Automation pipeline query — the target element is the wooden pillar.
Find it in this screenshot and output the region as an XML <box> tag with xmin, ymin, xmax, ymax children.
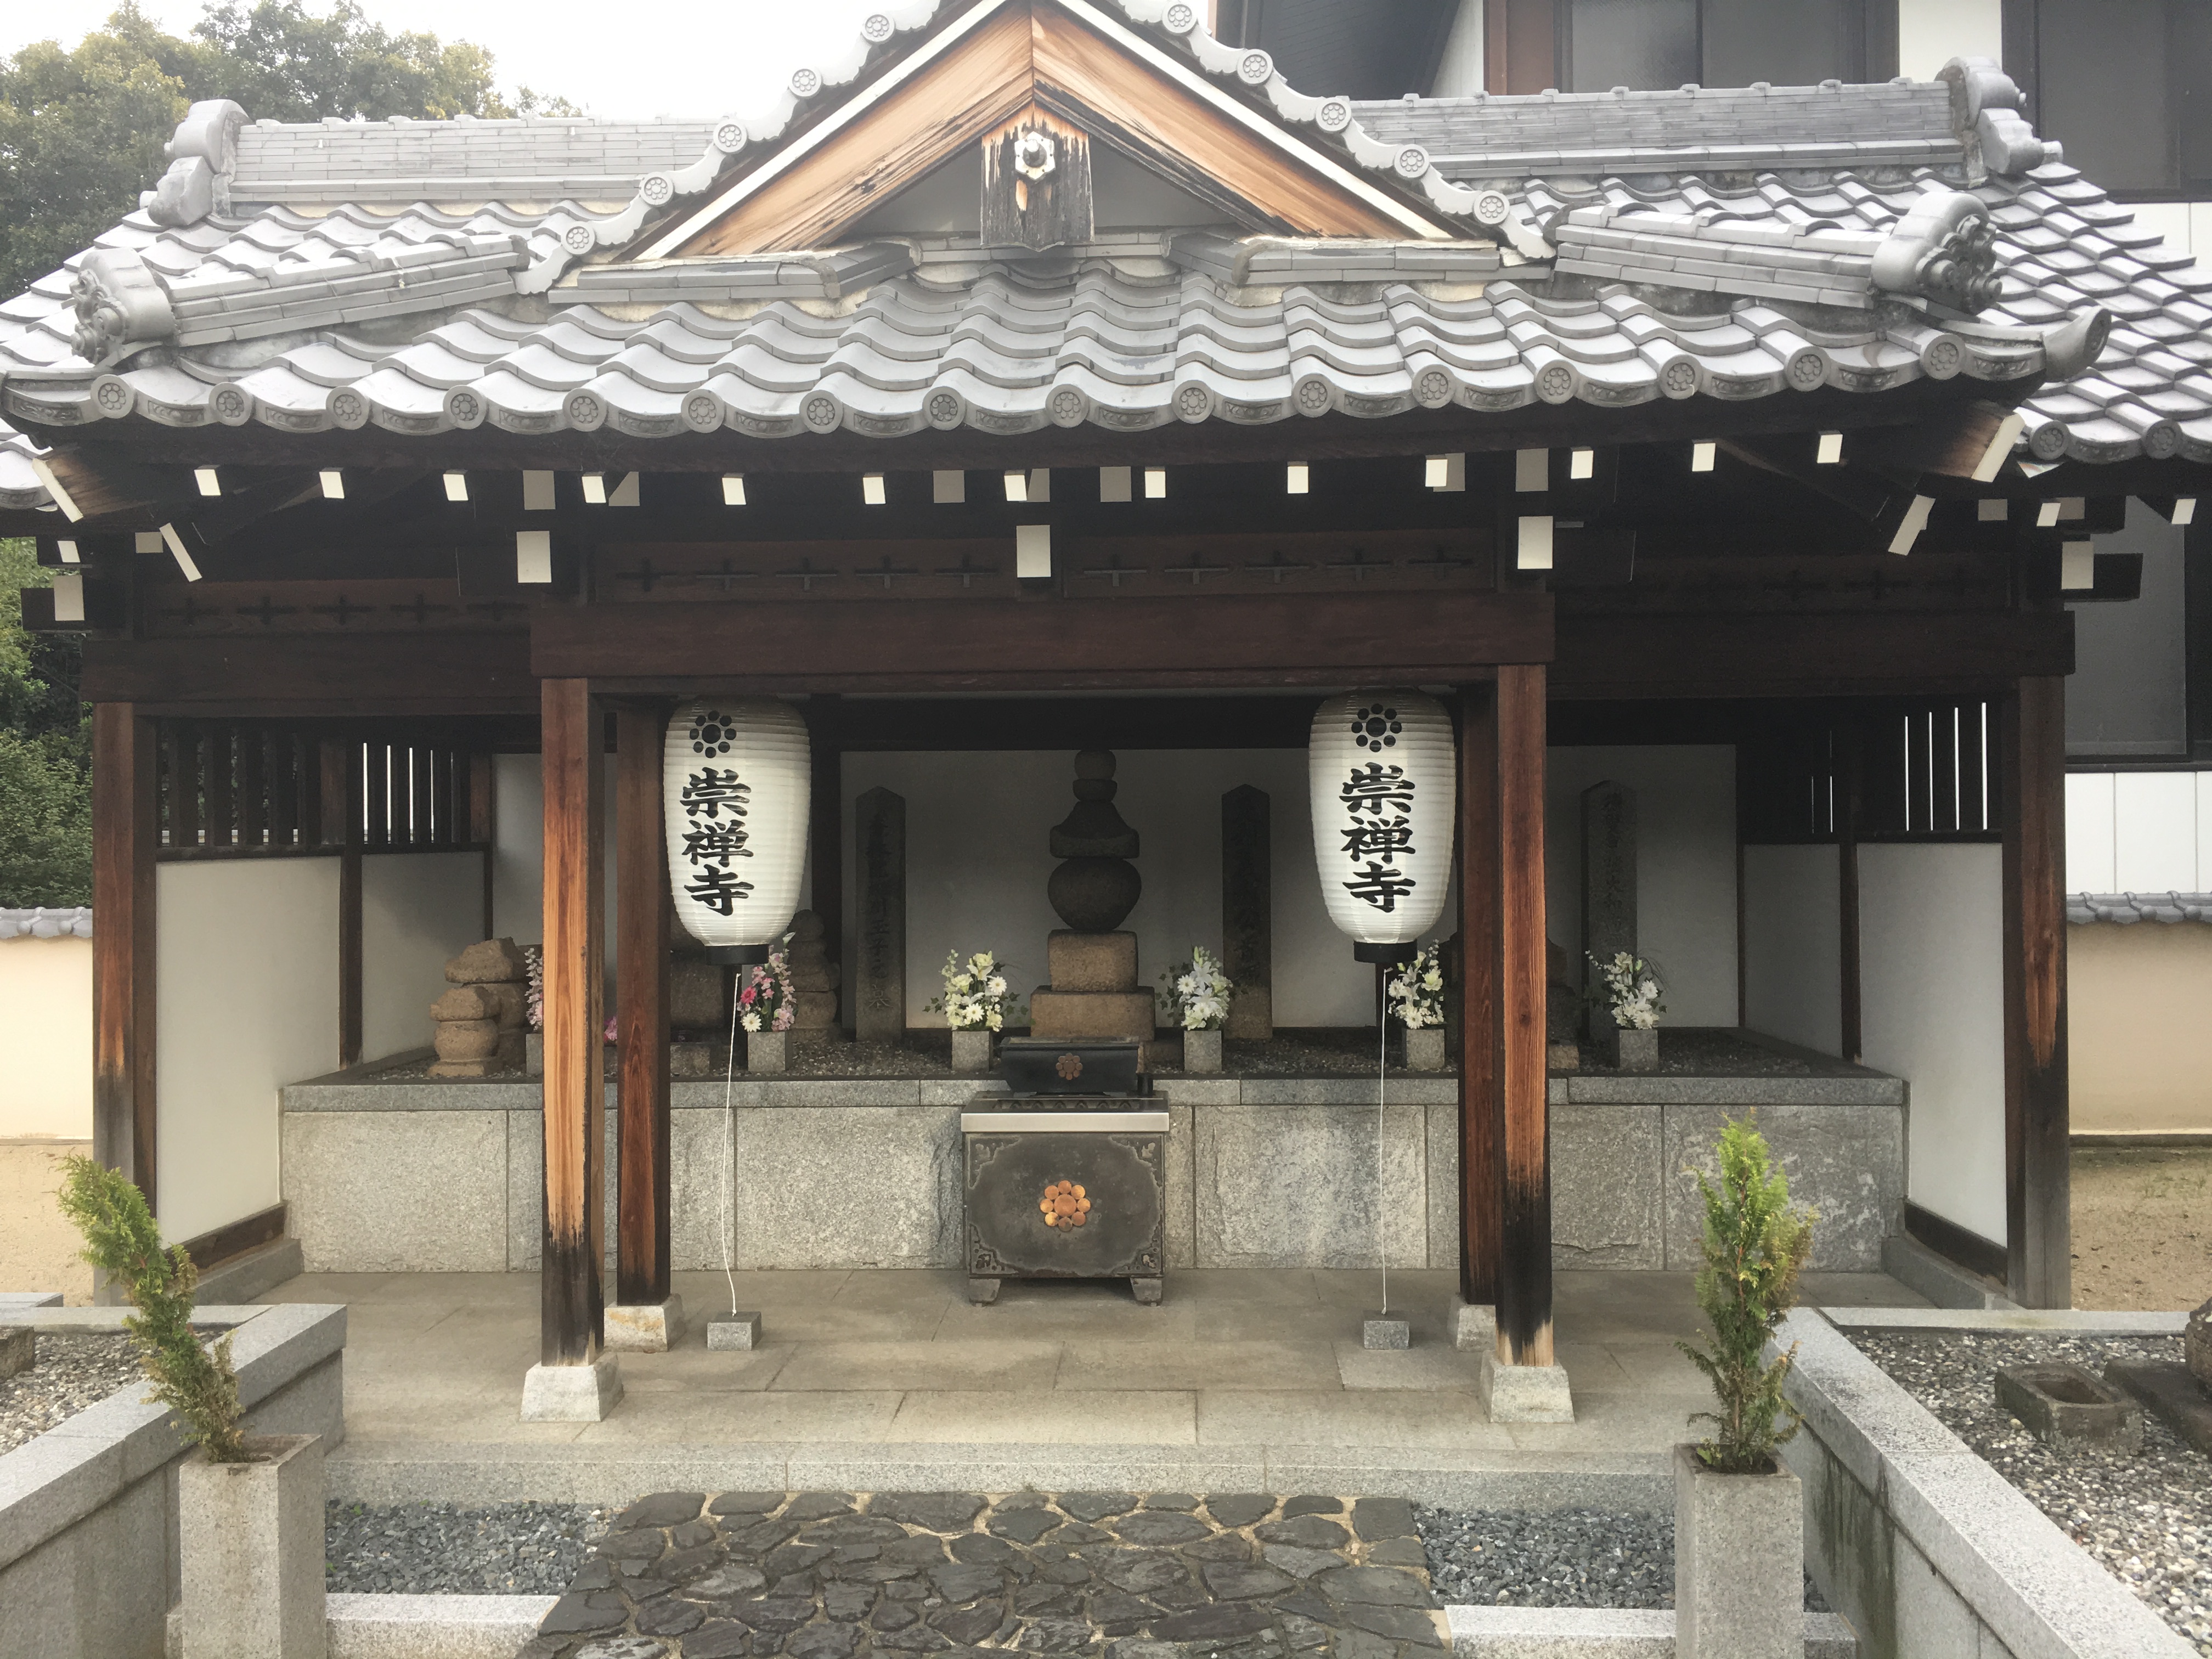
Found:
<box><xmin>613</xmin><ymin>703</ymin><xmax>672</xmax><ymax>1309</ymax></box>
<box><xmin>541</xmin><ymin>679</ymin><xmax>607</xmax><ymax>1365</ymax></box>
<box><xmin>1457</xmin><ymin>686</ymin><xmax>1502</xmax><ymax>1306</ymax></box>
<box><xmin>2000</xmin><ymin>677</ymin><xmax>2070</xmax><ymax>1308</ymax></box>
<box><xmin>320</xmin><ymin>737</ymin><xmax>363</xmax><ymax>1069</ymax></box>
<box><xmin>92</xmin><ymin>705</ymin><xmax>157</xmax><ymax>1206</ymax></box>
<box><xmin>470</xmin><ymin>751</ymin><xmax>497</xmax><ymax>939</ymax></box>
<box><xmin>1496</xmin><ymin>664</ymin><xmax>1553</xmax><ymax>1365</ymax></box>
<box><xmin>808</xmin><ymin>696</ymin><xmax>843</xmax><ymax>1001</ymax></box>
<box><xmin>1838</xmin><ymin>718</ymin><xmax>1864</xmax><ymax>1065</ymax></box>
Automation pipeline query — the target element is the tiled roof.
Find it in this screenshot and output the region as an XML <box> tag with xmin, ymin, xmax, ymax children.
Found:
<box><xmin>0</xmin><ymin>908</ymin><xmax>92</xmax><ymax>939</ymax></box>
<box><xmin>2068</xmin><ymin>893</ymin><xmax>2212</xmax><ymax>926</ymax></box>
<box><xmin>0</xmin><ymin>2</ymin><xmax>2203</xmax><ymax>509</ymax></box>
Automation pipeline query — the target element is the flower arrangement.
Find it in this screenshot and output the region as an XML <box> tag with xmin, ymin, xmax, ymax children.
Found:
<box><xmin>927</xmin><ymin>949</ymin><xmax>1013</xmax><ymax>1032</ymax></box>
<box><xmin>1386</xmin><ymin>943</ymin><xmax>1447</xmax><ymax>1028</ymax></box>
<box><xmin>1591</xmin><ymin>950</ymin><xmax>1664</xmax><ymax>1029</ymax></box>
<box><xmin>1678</xmin><ymin>1114</ymin><xmax>1816</xmax><ymax>1472</ymax></box>
<box><xmin>523</xmin><ymin>945</ymin><xmax>544</xmax><ymax>1032</ymax></box>
<box><xmin>738</xmin><ymin>934</ymin><xmax>797</xmax><ymax>1034</ymax></box>
<box><xmin>1159</xmin><ymin>945</ymin><xmax>1233</xmax><ymax>1031</ymax></box>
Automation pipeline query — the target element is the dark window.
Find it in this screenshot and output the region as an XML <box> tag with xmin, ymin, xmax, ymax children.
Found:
<box><xmin>1492</xmin><ymin>0</ymin><xmax>1886</xmax><ymax>95</ymax></box>
<box><xmin>1219</xmin><ymin>0</ymin><xmax>1460</xmax><ymax>98</ymax></box>
<box><xmin>2007</xmin><ymin>0</ymin><xmax>2212</xmax><ymax>196</ymax></box>
<box><xmin>1564</xmin><ymin>0</ymin><xmax>1699</xmax><ymax>92</ymax></box>
<box><xmin>1701</xmin><ymin>0</ymin><xmax>1861</xmax><ymax>90</ymax></box>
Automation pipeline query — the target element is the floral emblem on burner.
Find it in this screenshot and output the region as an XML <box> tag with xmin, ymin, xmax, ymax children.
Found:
<box><xmin>1054</xmin><ymin>1052</ymin><xmax>1083</xmax><ymax>1081</ymax></box>
<box><xmin>1040</xmin><ymin>1181</ymin><xmax>1092</xmax><ymax>1229</ymax></box>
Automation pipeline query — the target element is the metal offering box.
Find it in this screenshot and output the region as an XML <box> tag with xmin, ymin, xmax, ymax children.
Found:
<box><xmin>961</xmin><ymin>1097</ymin><xmax>1167</xmax><ymax>1305</ymax></box>
<box><xmin>996</xmin><ymin>1036</ymin><xmax>1149</xmax><ymax>1097</ymax></box>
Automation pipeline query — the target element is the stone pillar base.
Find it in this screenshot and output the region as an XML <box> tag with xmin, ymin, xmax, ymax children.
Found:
<box><xmin>1480</xmin><ymin>1354</ymin><xmax>1575</xmax><ymax>1423</ymax></box>
<box><xmin>1451</xmin><ymin>1297</ymin><xmax>1497</xmax><ymax>1353</ymax></box>
<box><xmin>605</xmin><ymin>1296</ymin><xmax>686</xmax><ymax>1353</ymax></box>
<box><xmin>520</xmin><ymin>1356</ymin><xmax>622</xmax><ymax>1422</ymax></box>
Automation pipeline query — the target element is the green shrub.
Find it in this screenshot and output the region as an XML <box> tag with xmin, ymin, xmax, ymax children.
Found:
<box><xmin>57</xmin><ymin>1156</ymin><xmax>246</xmax><ymax>1463</ymax></box>
<box><xmin>1677</xmin><ymin>1114</ymin><xmax>1816</xmax><ymax>1473</ymax></box>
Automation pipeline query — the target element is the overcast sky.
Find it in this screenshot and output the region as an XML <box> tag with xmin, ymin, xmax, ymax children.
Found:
<box><xmin>0</xmin><ymin>1</ymin><xmax>892</xmax><ymax>120</ymax></box>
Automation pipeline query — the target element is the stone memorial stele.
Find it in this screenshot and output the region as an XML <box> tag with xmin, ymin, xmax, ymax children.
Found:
<box><xmin>1221</xmin><ymin>784</ymin><xmax>1273</xmax><ymax>1039</ymax></box>
<box><xmin>1029</xmin><ymin>751</ymin><xmax>1155</xmax><ymax>1043</ymax></box>
<box><xmin>854</xmin><ymin>787</ymin><xmax>906</xmax><ymax>1045</ymax></box>
<box><xmin>1581</xmin><ymin>779</ymin><xmax>1637</xmax><ymax>1043</ymax></box>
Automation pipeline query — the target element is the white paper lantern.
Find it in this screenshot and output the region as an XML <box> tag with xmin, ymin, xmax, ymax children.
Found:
<box><xmin>1308</xmin><ymin>689</ymin><xmax>1456</xmax><ymax>961</ymax></box>
<box><xmin>663</xmin><ymin>698</ymin><xmax>811</xmax><ymax>958</ymax></box>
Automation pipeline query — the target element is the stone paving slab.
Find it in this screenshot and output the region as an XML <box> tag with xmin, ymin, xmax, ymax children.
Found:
<box><xmin>518</xmin><ymin>1491</ymin><xmax>1448</xmax><ymax>1659</ymax></box>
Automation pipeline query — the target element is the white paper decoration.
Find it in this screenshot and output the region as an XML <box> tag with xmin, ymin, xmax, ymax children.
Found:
<box><xmin>663</xmin><ymin>698</ymin><xmax>811</xmax><ymax>956</ymax></box>
<box><xmin>1308</xmin><ymin>690</ymin><xmax>1456</xmax><ymax>959</ymax></box>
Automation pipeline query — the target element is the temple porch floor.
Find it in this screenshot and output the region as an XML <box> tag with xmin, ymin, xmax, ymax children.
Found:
<box><xmin>256</xmin><ymin>1267</ymin><xmax>1929</xmax><ymax>1506</ymax></box>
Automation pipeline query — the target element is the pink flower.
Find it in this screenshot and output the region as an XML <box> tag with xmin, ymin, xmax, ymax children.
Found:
<box><xmin>739</xmin><ymin>983</ymin><xmax>757</xmax><ymax>1006</ymax></box>
<box><xmin>603</xmin><ymin>1015</ymin><xmax>618</xmax><ymax>1042</ymax></box>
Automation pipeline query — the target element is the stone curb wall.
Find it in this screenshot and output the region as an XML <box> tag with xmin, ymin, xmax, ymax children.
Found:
<box><xmin>1444</xmin><ymin>1604</ymin><xmax>1861</xmax><ymax>1656</ymax></box>
<box><xmin>1773</xmin><ymin>1309</ymin><xmax>2196</xmax><ymax>1659</ymax></box>
<box><xmin>0</xmin><ymin>1301</ymin><xmax>347</xmax><ymax>1659</ymax></box>
<box><xmin>162</xmin><ymin>1592</ymin><xmax>558</xmax><ymax>1659</ymax></box>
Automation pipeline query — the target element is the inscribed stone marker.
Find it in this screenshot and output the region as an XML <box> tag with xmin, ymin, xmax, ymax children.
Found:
<box><xmin>854</xmin><ymin>787</ymin><xmax>906</xmax><ymax>1045</ymax></box>
<box><xmin>1222</xmin><ymin>785</ymin><xmax>1273</xmax><ymax>1039</ymax></box>
<box><xmin>1581</xmin><ymin>780</ymin><xmax>1636</xmax><ymax>1041</ymax></box>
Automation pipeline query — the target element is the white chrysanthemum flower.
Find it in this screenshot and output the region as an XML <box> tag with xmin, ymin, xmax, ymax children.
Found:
<box><xmin>986</xmin><ymin>1010</ymin><xmax>1003</xmax><ymax>1031</ymax></box>
<box><xmin>986</xmin><ymin>977</ymin><xmax>1006</xmax><ymax>997</ymax></box>
<box><xmin>741</xmin><ymin>1011</ymin><xmax>762</xmax><ymax>1033</ymax></box>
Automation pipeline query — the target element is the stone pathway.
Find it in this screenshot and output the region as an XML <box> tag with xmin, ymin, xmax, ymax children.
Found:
<box><xmin>518</xmin><ymin>1491</ymin><xmax>1444</xmax><ymax>1659</ymax></box>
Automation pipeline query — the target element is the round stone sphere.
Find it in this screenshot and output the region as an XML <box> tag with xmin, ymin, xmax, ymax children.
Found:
<box><xmin>1074</xmin><ymin>749</ymin><xmax>1116</xmax><ymax>780</ymax></box>
<box><xmin>1048</xmin><ymin>856</ymin><xmax>1142</xmax><ymax>933</ymax></box>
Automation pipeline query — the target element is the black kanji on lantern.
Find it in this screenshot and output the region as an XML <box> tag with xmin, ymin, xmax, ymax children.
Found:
<box><xmin>682</xmin><ymin>865</ymin><xmax>754</xmax><ymax>916</ymax></box>
<box><xmin>1342</xmin><ymin>860</ymin><xmax>1417</xmax><ymax>912</ymax></box>
<box><xmin>1340</xmin><ymin>817</ymin><xmax>1415</xmax><ymax>858</ymax></box>
<box><xmin>681</xmin><ymin>822</ymin><xmax>753</xmax><ymax>867</ymax></box>
<box><xmin>679</xmin><ymin>768</ymin><xmax>750</xmax><ymax>821</ymax></box>
<box><xmin>1340</xmin><ymin>761</ymin><xmax>1418</xmax><ymax>911</ymax></box>
<box><xmin>1340</xmin><ymin>762</ymin><xmax>1415</xmax><ymax>815</ymax></box>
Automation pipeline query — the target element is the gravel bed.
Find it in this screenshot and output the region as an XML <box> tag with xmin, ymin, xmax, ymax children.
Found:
<box><xmin>325</xmin><ymin>1500</ymin><xmax>613</xmax><ymax>1595</ymax></box>
<box><xmin>1414</xmin><ymin>1505</ymin><xmax>1826</xmax><ymax>1610</ymax></box>
<box><xmin>0</xmin><ymin>1333</ymin><xmax>144</xmax><ymax>1456</ymax></box>
<box><xmin>1858</xmin><ymin>1331</ymin><xmax>2211</xmax><ymax>1656</ymax></box>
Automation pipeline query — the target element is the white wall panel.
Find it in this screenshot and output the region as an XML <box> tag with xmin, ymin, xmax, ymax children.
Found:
<box><xmin>1859</xmin><ymin>843</ymin><xmax>2006</xmax><ymax>1246</ymax></box>
<box><xmin>2111</xmin><ymin>771</ymin><xmax>2199</xmax><ymax>892</ymax></box>
<box><xmin>1896</xmin><ymin>0</ymin><xmax>2003</xmax><ymax>78</ymax></box>
<box><xmin>362</xmin><ymin>851</ymin><xmax>489</xmax><ymax>1063</ymax></box>
<box><xmin>1545</xmin><ymin>747</ymin><xmax>1739</xmax><ymax>1027</ymax></box>
<box><xmin>156</xmin><ymin>859</ymin><xmax>338</xmax><ymax>1242</ymax></box>
<box><xmin>0</xmin><ymin>938</ymin><xmax>92</xmax><ymax>1138</ymax></box>
<box><xmin>2064</xmin><ymin>772</ymin><xmax>2115</xmax><ymax>893</ymax></box>
<box><xmin>1741</xmin><ymin>844</ymin><xmax>1842</xmax><ymax>1057</ymax></box>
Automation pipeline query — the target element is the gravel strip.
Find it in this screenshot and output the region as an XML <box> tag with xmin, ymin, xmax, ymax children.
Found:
<box><xmin>1415</xmin><ymin>1505</ymin><xmax>1826</xmax><ymax>1610</ymax></box>
<box><xmin>325</xmin><ymin>1500</ymin><xmax>613</xmax><ymax>1595</ymax></box>
<box><xmin>0</xmin><ymin>1333</ymin><xmax>144</xmax><ymax>1456</ymax></box>
<box><xmin>1858</xmin><ymin>1331</ymin><xmax>2211</xmax><ymax>1656</ymax></box>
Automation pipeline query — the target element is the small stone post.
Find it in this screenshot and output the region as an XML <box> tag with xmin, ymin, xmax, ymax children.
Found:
<box><xmin>854</xmin><ymin>787</ymin><xmax>907</xmax><ymax>1046</ymax></box>
<box><xmin>1221</xmin><ymin>783</ymin><xmax>1273</xmax><ymax>1040</ymax></box>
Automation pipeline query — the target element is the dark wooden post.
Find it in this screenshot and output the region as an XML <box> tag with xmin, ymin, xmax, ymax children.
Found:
<box><xmin>1838</xmin><ymin>716</ymin><xmax>1864</xmax><ymax>1064</ymax></box>
<box><xmin>541</xmin><ymin>679</ymin><xmax>607</xmax><ymax>1366</ymax></box>
<box><xmin>1496</xmin><ymin>663</ymin><xmax>1553</xmax><ymax>1366</ymax></box>
<box><xmin>93</xmin><ymin>704</ymin><xmax>157</xmax><ymax>1209</ymax></box>
<box><xmin>320</xmin><ymin>737</ymin><xmax>363</xmax><ymax>1068</ymax></box>
<box><xmin>1457</xmin><ymin>685</ymin><xmax>1502</xmax><ymax>1307</ymax></box>
<box><xmin>469</xmin><ymin>751</ymin><xmax>497</xmax><ymax>939</ymax></box>
<box><xmin>808</xmin><ymin>696</ymin><xmax>843</xmax><ymax>1007</ymax></box>
<box><xmin>613</xmin><ymin>703</ymin><xmax>671</xmax><ymax>1310</ymax></box>
<box><xmin>2000</xmin><ymin>677</ymin><xmax>2070</xmax><ymax>1308</ymax></box>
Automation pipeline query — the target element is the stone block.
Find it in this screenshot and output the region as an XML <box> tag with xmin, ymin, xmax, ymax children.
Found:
<box><xmin>1403</xmin><ymin>1029</ymin><xmax>1445</xmax><ymax>1072</ymax></box>
<box><xmin>670</xmin><ymin>957</ymin><xmax>726</xmax><ymax>1031</ymax></box>
<box><xmin>1993</xmin><ymin>1363</ymin><xmax>2142</xmax><ymax>1452</ymax></box>
<box><xmin>707</xmin><ymin>1313</ymin><xmax>764</xmax><ymax>1351</ymax></box>
<box><xmin>1550</xmin><ymin>1102</ymin><xmax>1663</xmax><ymax>1270</ymax></box>
<box><xmin>1183</xmin><ymin>1028</ymin><xmax>1223</xmax><ymax>1072</ymax></box>
<box><xmin>1426</xmin><ymin>1101</ymin><xmax>1459</xmax><ymax>1271</ymax></box>
<box><xmin>1450</xmin><ymin>1299</ymin><xmax>1496</xmax><ymax>1353</ymax></box>
<box><xmin>0</xmin><ymin>1462</ymin><xmax>170</xmax><ymax>1659</ymax></box>
<box><xmin>605</xmin><ymin>1297</ymin><xmax>686</xmax><ymax>1353</ymax></box>
<box><xmin>2187</xmin><ymin>1297</ymin><xmax>2210</xmax><ymax>1391</ymax></box>
<box><xmin>178</xmin><ymin>1434</ymin><xmax>326</xmax><ymax>1659</ymax></box>
<box><xmin>432</xmin><ymin>1018</ymin><xmax>500</xmax><ymax>1062</ymax></box>
<box><xmin>1194</xmin><ymin>1101</ymin><xmax>1427</xmax><ymax>1269</ymax></box>
<box><xmin>1480</xmin><ymin>1358</ymin><xmax>1574</xmax><ymax>1423</ymax></box>
<box><xmin>1048</xmin><ymin>930</ymin><xmax>1139</xmax><ymax>991</ymax></box>
<box><xmin>1164</xmin><ymin>1098</ymin><xmax>1195</xmax><ymax>1272</ymax></box>
<box><xmin>430</xmin><ymin>985</ymin><xmax>498</xmax><ymax>1023</ymax></box>
<box><xmin>727</xmin><ymin>1106</ymin><xmax>963</xmax><ymax>1268</ymax></box>
<box><xmin>445</xmin><ymin>938</ymin><xmax>526</xmax><ymax>985</ymax></box>
<box><xmin>0</xmin><ymin>1326</ymin><xmax>30</xmax><ymax>1380</ymax></box>
<box><xmin>1880</xmin><ymin>1234</ymin><xmax>2018</xmax><ymax>1311</ymax></box>
<box><xmin>1361</xmin><ymin>1318</ymin><xmax>1409</xmax><ymax>1350</ymax></box>
<box><xmin>1893</xmin><ymin>1528</ymin><xmax>1982</xmax><ymax>1658</ymax></box>
<box><xmin>194</xmin><ymin>1238</ymin><xmax>303</xmax><ymax>1307</ymax></box>
<box><xmin>326</xmin><ymin>1592</ymin><xmax>558</xmax><ymax>1656</ymax></box>
<box><xmin>1674</xmin><ymin>1442</ymin><xmax>1802</xmax><ymax>1659</ymax></box>
<box><xmin>854</xmin><ymin>787</ymin><xmax>906</xmax><ymax>1046</ymax></box>
<box><xmin>1225</xmin><ymin>986</ymin><xmax>1273</xmax><ymax>1041</ymax></box>
<box><xmin>1028</xmin><ymin>989</ymin><xmax>1156</xmax><ymax>1040</ymax></box>
<box><xmin>2104</xmin><ymin>1358</ymin><xmax>2212</xmax><ymax>1454</ymax></box>
<box><xmin>1663</xmin><ymin>1100</ymin><xmax>1902</xmax><ymax>1271</ymax></box>
<box><xmin>286</xmin><ymin>1111</ymin><xmax>506</xmax><ymax>1272</ymax></box>
<box><xmin>520</xmin><ymin>1357</ymin><xmax>622</xmax><ymax>1423</ymax></box>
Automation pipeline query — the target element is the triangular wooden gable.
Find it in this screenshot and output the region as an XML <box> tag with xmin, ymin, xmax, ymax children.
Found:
<box><xmin>639</xmin><ymin>0</ymin><xmax>1448</xmax><ymax>260</ymax></box>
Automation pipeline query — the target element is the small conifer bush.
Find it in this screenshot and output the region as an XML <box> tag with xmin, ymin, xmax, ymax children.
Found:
<box><xmin>1677</xmin><ymin>1114</ymin><xmax>1816</xmax><ymax>1474</ymax></box>
<box><xmin>57</xmin><ymin>1155</ymin><xmax>247</xmax><ymax>1463</ymax></box>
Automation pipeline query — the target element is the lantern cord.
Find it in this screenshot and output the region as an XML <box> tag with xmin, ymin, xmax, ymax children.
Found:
<box><xmin>1378</xmin><ymin>1007</ymin><xmax>1389</xmax><ymax>1318</ymax></box>
<box><xmin>720</xmin><ymin>986</ymin><xmax>740</xmax><ymax>1318</ymax></box>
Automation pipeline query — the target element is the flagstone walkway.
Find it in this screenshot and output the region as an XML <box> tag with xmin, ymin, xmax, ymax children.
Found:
<box><xmin>518</xmin><ymin>1488</ymin><xmax>1441</xmax><ymax>1659</ymax></box>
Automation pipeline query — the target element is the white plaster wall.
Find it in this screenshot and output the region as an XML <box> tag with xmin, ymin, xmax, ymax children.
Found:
<box><xmin>0</xmin><ymin>937</ymin><xmax>92</xmax><ymax>1138</ymax></box>
<box><xmin>2066</xmin><ymin>770</ymin><xmax>2207</xmax><ymax>892</ymax></box>
<box><xmin>489</xmin><ymin>752</ymin><xmax>619</xmax><ymax>992</ymax></box>
<box><xmin>361</xmin><ymin>851</ymin><xmax>488</xmax><ymax>1063</ymax></box>
<box><xmin>1858</xmin><ymin>842</ymin><xmax>2006</xmax><ymax>1246</ymax></box>
<box><xmin>1895</xmin><ymin>0</ymin><xmax>2002</xmax><ymax>80</ymax></box>
<box><xmin>1544</xmin><ymin>747</ymin><xmax>1739</xmax><ymax>1027</ymax></box>
<box><xmin>1430</xmin><ymin>0</ymin><xmax>1485</xmax><ymax>97</ymax></box>
<box><xmin>1741</xmin><ymin>844</ymin><xmax>1843</xmax><ymax>1058</ymax></box>
<box><xmin>155</xmin><ymin>859</ymin><xmax>338</xmax><ymax>1242</ymax></box>
<box><xmin>841</xmin><ymin>748</ymin><xmax>1436</xmax><ymax>1029</ymax></box>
